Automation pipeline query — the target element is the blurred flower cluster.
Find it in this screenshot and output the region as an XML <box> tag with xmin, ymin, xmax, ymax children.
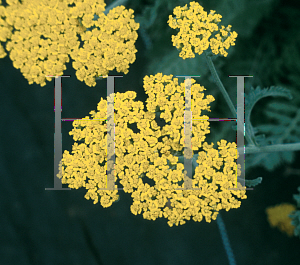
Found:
<box><xmin>58</xmin><ymin>73</ymin><xmax>247</xmax><ymax>227</ymax></box>
<box><xmin>266</xmin><ymin>203</ymin><xmax>296</xmax><ymax>237</ymax></box>
<box><xmin>167</xmin><ymin>1</ymin><xmax>238</xmax><ymax>59</ymax></box>
<box><xmin>0</xmin><ymin>0</ymin><xmax>139</xmax><ymax>87</ymax></box>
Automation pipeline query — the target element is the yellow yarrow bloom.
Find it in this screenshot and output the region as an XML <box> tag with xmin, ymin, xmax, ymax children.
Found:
<box><xmin>2</xmin><ymin>0</ymin><xmax>86</xmax><ymax>86</ymax></box>
<box><xmin>168</xmin><ymin>1</ymin><xmax>238</xmax><ymax>59</ymax></box>
<box><xmin>71</xmin><ymin>4</ymin><xmax>139</xmax><ymax>87</ymax></box>
<box><xmin>266</xmin><ymin>203</ymin><xmax>296</xmax><ymax>237</ymax></box>
<box><xmin>59</xmin><ymin>74</ymin><xmax>247</xmax><ymax>227</ymax></box>
<box><xmin>0</xmin><ymin>0</ymin><xmax>139</xmax><ymax>87</ymax></box>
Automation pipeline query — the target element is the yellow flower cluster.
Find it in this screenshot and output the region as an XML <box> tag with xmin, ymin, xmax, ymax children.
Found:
<box><xmin>1</xmin><ymin>0</ymin><xmax>86</xmax><ymax>86</ymax></box>
<box><xmin>58</xmin><ymin>73</ymin><xmax>247</xmax><ymax>227</ymax></box>
<box><xmin>71</xmin><ymin>5</ymin><xmax>139</xmax><ymax>87</ymax></box>
<box><xmin>266</xmin><ymin>203</ymin><xmax>296</xmax><ymax>237</ymax></box>
<box><xmin>167</xmin><ymin>1</ymin><xmax>238</xmax><ymax>59</ymax></box>
<box><xmin>0</xmin><ymin>0</ymin><xmax>139</xmax><ymax>87</ymax></box>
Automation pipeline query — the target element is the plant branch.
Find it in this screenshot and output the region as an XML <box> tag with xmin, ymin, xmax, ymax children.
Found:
<box><xmin>204</xmin><ymin>51</ymin><xmax>236</xmax><ymax>117</ymax></box>
<box><xmin>276</xmin><ymin>109</ymin><xmax>300</xmax><ymax>144</ymax></box>
<box><xmin>204</xmin><ymin>51</ymin><xmax>255</xmax><ymax>146</ymax></box>
<box><xmin>104</xmin><ymin>0</ymin><xmax>128</xmax><ymax>15</ymax></box>
<box><xmin>238</xmin><ymin>142</ymin><xmax>300</xmax><ymax>154</ymax></box>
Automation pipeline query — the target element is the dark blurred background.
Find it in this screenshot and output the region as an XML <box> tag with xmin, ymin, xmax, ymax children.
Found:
<box><xmin>1</xmin><ymin>0</ymin><xmax>300</xmax><ymax>264</ymax></box>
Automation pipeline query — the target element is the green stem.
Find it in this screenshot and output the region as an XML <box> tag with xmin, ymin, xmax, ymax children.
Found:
<box><xmin>204</xmin><ymin>51</ymin><xmax>236</xmax><ymax>117</ymax></box>
<box><xmin>204</xmin><ymin>51</ymin><xmax>255</xmax><ymax>146</ymax></box>
<box><xmin>104</xmin><ymin>0</ymin><xmax>128</xmax><ymax>15</ymax></box>
<box><xmin>238</xmin><ymin>142</ymin><xmax>300</xmax><ymax>154</ymax></box>
<box><xmin>276</xmin><ymin>109</ymin><xmax>300</xmax><ymax>144</ymax></box>
<box><xmin>177</xmin><ymin>155</ymin><xmax>198</xmax><ymax>177</ymax></box>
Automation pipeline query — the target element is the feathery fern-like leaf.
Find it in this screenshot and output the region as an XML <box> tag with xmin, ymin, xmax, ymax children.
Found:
<box><xmin>245</xmin><ymin>86</ymin><xmax>293</xmax><ymax>146</ymax></box>
<box><xmin>245</xmin><ymin>86</ymin><xmax>300</xmax><ymax>171</ymax></box>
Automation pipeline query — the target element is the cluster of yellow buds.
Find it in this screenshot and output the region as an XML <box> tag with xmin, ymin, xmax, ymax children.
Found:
<box><xmin>0</xmin><ymin>0</ymin><xmax>139</xmax><ymax>87</ymax></box>
<box><xmin>167</xmin><ymin>1</ymin><xmax>238</xmax><ymax>59</ymax></box>
<box><xmin>58</xmin><ymin>73</ymin><xmax>247</xmax><ymax>227</ymax></box>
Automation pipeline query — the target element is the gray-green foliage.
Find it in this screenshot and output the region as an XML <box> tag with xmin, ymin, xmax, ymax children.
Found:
<box><xmin>245</xmin><ymin>86</ymin><xmax>300</xmax><ymax>171</ymax></box>
<box><xmin>245</xmin><ymin>177</ymin><xmax>262</xmax><ymax>188</ymax></box>
<box><xmin>290</xmin><ymin>187</ymin><xmax>300</xmax><ymax>239</ymax></box>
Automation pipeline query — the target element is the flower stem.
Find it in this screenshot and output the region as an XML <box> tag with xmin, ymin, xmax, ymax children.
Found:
<box><xmin>104</xmin><ymin>0</ymin><xmax>128</xmax><ymax>15</ymax></box>
<box><xmin>177</xmin><ymin>154</ymin><xmax>198</xmax><ymax>176</ymax></box>
<box><xmin>204</xmin><ymin>51</ymin><xmax>255</xmax><ymax>146</ymax></box>
<box><xmin>238</xmin><ymin>142</ymin><xmax>300</xmax><ymax>154</ymax></box>
<box><xmin>217</xmin><ymin>213</ymin><xmax>237</xmax><ymax>265</ymax></box>
<box><xmin>204</xmin><ymin>51</ymin><xmax>236</xmax><ymax>117</ymax></box>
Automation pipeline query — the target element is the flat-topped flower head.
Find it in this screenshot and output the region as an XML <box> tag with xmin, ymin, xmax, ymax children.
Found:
<box><xmin>71</xmin><ymin>4</ymin><xmax>140</xmax><ymax>87</ymax></box>
<box><xmin>2</xmin><ymin>0</ymin><xmax>88</xmax><ymax>86</ymax></box>
<box><xmin>58</xmin><ymin>74</ymin><xmax>247</xmax><ymax>227</ymax></box>
<box><xmin>0</xmin><ymin>0</ymin><xmax>139</xmax><ymax>87</ymax></box>
<box><xmin>168</xmin><ymin>1</ymin><xmax>238</xmax><ymax>59</ymax></box>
